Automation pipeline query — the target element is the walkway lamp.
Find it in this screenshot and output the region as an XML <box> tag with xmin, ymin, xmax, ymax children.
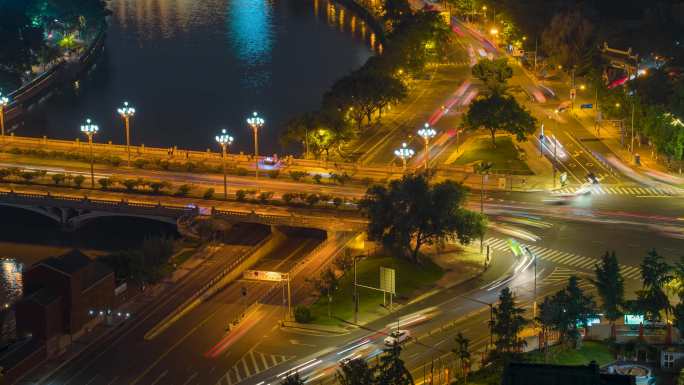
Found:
<box><xmin>215</xmin><ymin>129</ymin><xmax>234</xmax><ymax>200</ymax></box>
<box><xmin>246</xmin><ymin>111</ymin><xmax>265</xmax><ymax>184</ymax></box>
<box><xmin>117</xmin><ymin>101</ymin><xmax>136</xmax><ymax>167</ymax></box>
<box><xmin>0</xmin><ymin>94</ymin><xmax>9</xmax><ymax>138</ymax></box>
<box><xmin>394</xmin><ymin>142</ymin><xmax>414</xmax><ymax>172</ymax></box>
<box><xmin>417</xmin><ymin>123</ymin><xmax>437</xmax><ymax>170</ymax></box>
<box><xmin>80</xmin><ymin>118</ymin><xmax>99</xmax><ymax>188</ymax></box>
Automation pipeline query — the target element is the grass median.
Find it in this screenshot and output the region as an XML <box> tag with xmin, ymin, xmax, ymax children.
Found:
<box><xmin>453</xmin><ymin>136</ymin><xmax>532</xmax><ymax>175</ymax></box>
<box><xmin>308</xmin><ymin>255</ymin><xmax>444</xmax><ymax>326</ymax></box>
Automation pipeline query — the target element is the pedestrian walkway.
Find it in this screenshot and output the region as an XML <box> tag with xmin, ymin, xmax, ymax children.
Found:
<box><xmin>484</xmin><ymin>237</ymin><xmax>641</xmax><ymax>280</ymax></box>
<box><xmin>216</xmin><ymin>349</ymin><xmax>294</xmax><ymax>385</ymax></box>
<box><xmin>552</xmin><ymin>184</ymin><xmax>682</xmax><ymax>196</ymax></box>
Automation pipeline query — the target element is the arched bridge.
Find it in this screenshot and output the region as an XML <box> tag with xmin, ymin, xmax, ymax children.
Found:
<box><xmin>0</xmin><ymin>190</ymin><xmax>367</xmax><ymax>232</ymax></box>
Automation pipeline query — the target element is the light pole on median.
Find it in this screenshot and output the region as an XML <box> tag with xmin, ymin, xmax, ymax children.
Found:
<box><xmin>246</xmin><ymin>111</ymin><xmax>264</xmax><ymax>185</ymax></box>
<box><xmin>117</xmin><ymin>101</ymin><xmax>136</xmax><ymax>167</ymax></box>
<box><xmin>80</xmin><ymin>118</ymin><xmax>99</xmax><ymax>188</ymax></box>
<box><xmin>394</xmin><ymin>142</ymin><xmax>414</xmax><ymax>173</ymax></box>
<box><xmin>417</xmin><ymin>123</ymin><xmax>437</xmax><ymax>171</ymax></box>
<box><xmin>0</xmin><ymin>94</ymin><xmax>9</xmax><ymax>138</ymax></box>
<box><xmin>215</xmin><ymin>129</ymin><xmax>234</xmax><ymax>200</ymax></box>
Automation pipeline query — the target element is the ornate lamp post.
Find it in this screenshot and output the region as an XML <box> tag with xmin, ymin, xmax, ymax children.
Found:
<box><xmin>246</xmin><ymin>111</ymin><xmax>265</xmax><ymax>183</ymax></box>
<box><xmin>117</xmin><ymin>101</ymin><xmax>136</xmax><ymax>167</ymax></box>
<box><xmin>394</xmin><ymin>142</ymin><xmax>414</xmax><ymax>172</ymax></box>
<box><xmin>215</xmin><ymin>129</ymin><xmax>234</xmax><ymax>200</ymax></box>
<box><xmin>80</xmin><ymin>118</ymin><xmax>99</xmax><ymax>188</ymax></box>
<box><xmin>0</xmin><ymin>94</ymin><xmax>9</xmax><ymax>138</ymax></box>
<box><xmin>417</xmin><ymin>123</ymin><xmax>437</xmax><ymax>170</ymax></box>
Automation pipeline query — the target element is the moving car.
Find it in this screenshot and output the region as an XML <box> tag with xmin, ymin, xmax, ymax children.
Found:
<box><xmin>384</xmin><ymin>330</ymin><xmax>411</xmax><ymax>346</ymax></box>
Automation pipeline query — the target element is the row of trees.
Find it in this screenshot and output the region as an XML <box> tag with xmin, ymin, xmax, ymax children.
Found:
<box><xmin>485</xmin><ymin>249</ymin><xmax>681</xmax><ymax>366</ymax></box>
<box><xmin>281</xmin><ymin>0</ymin><xmax>451</xmax><ymax>160</ymax></box>
<box><xmin>100</xmin><ymin>234</ymin><xmax>176</xmax><ymax>284</ymax></box>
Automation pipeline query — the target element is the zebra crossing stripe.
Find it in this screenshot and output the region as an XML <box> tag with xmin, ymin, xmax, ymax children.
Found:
<box><xmin>221</xmin><ymin>351</ymin><xmax>294</xmax><ymax>385</ymax></box>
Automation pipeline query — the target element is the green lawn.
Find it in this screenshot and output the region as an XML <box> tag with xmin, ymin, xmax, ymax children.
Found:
<box><xmin>525</xmin><ymin>341</ymin><xmax>614</xmax><ymax>366</ymax></box>
<box><xmin>453</xmin><ymin>136</ymin><xmax>532</xmax><ymax>175</ymax></box>
<box><xmin>308</xmin><ymin>255</ymin><xmax>444</xmax><ymax>325</ymax></box>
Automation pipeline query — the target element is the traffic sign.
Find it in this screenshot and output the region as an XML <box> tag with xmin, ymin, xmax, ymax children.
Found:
<box><xmin>380</xmin><ymin>267</ymin><xmax>396</xmax><ymax>294</ymax></box>
<box><xmin>580</xmin><ymin>103</ymin><xmax>593</xmax><ymax>109</ymax></box>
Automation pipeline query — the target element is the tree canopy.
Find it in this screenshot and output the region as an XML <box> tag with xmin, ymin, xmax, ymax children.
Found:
<box><xmin>462</xmin><ymin>93</ymin><xmax>537</xmax><ymax>146</ymax></box>
<box><xmin>492</xmin><ymin>287</ymin><xmax>528</xmax><ymax>354</ymax></box>
<box><xmin>637</xmin><ymin>249</ymin><xmax>672</xmax><ymax>322</ymax></box>
<box><xmin>471</xmin><ymin>58</ymin><xmax>513</xmax><ymax>95</ymax></box>
<box><xmin>360</xmin><ymin>174</ymin><xmax>485</xmax><ymax>262</ymax></box>
<box><xmin>592</xmin><ymin>251</ymin><xmax>624</xmax><ymax>324</ymax></box>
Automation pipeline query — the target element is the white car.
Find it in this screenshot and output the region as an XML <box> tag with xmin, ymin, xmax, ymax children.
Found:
<box><xmin>384</xmin><ymin>330</ymin><xmax>411</xmax><ymax>346</ymax></box>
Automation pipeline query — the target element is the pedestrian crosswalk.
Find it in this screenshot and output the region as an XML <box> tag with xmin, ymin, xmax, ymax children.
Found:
<box><xmin>484</xmin><ymin>237</ymin><xmax>641</xmax><ymax>280</ymax></box>
<box><xmin>216</xmin><ymin>349</ymin><xmax>294</xmax><ymax>385</ymax></box>
<box><xmin>553</xmin><ymin>185</ymin><xmax>682</xmax><ymax>196</ymax></box>
<box><xmin>541</xmin><ymin>268</ymin><xmax>594</xmax><ymax>288</ymax></box>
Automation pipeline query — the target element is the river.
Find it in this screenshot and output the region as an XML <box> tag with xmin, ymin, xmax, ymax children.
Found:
<box><xmin>18</xmin><ymin>0</ymin><xmax>375</xmax><ymax>156</ymax></box>
<box><xmin>1</xmin><ymin>0</ymin><xmax>375</xmax><ymax>341</ymax></box>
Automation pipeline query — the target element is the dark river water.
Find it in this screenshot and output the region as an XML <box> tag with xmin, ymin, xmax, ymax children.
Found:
<box><xmin>20</xmin><ymin>0</ymin><xmax>375</xmax><ymax>155</ymax></box>
<box><xmin>2</xmin><ymin>0</ymin><xmax>375</xmax><ymax>338</ymax></box>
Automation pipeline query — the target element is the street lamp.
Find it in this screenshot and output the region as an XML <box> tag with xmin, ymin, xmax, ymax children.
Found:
<box><xmin>80</xmin><ymin>118</ymin><xmax>99</xmax><ymax>188</ymax></box>
<box><xmin>246</xmin><ymin>111</ymin><xmax>264</xmax><ymax>183</ymax></box>
<box><xmin>394</xmin><ymin>142</ymin><xmax>414</xmax><ymax>172</ymax></box>
<box><xmin>117</xmin><ymin>101</ymin><xmax>135</xmax><ymax>167</ymax></box>
<box><xmin>0</xmin><ymin>93</ymin><xmax>9</xmax><ymax>138</ymax></box>
<box><xmin>215</xmin><ymin>129</ymin><xmax>234</xmax><ymax>200</ymax></box>
<box><xmin>417</xmin><ymin>123</ymin><xmax>436</xmax><ymax>170</ymax></box>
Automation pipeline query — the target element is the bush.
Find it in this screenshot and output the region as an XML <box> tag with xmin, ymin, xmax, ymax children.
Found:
<box><xmin>73</xmin><ymin>175</ymin><xmax>86</xmax><ymax>188</ymax></box>
<box><xmin>294</xmin><ymin>306</ymin><xmax>313</xmax><ymax>323</ymax></box>
<box><xmin>133</xmin><ymin>159</ymin><xmax>149</xmax><ymax>169</ymax></box>
<box><xmin>332</xmin><ymin>197</ymin><xmax>343</xmax><ymax>207</ymax></box>
<box><xmin>52</xmin><ymin>173</ymin><xmax>66</xmax><ymax>185</ymax></box>
<box><xmin>149</xmin><ymin>181</ymin><xmax>171</xmax><ymax>194</ymax></box>
<box><xmin>282</xmin><ymin>192</ymin><xmax>295</xmax><ymax>204</ymax></box>
<box><xmin>236</xmin><ymin>189</ymin><xmax>246</xmax><ymax>201</ymax></box>
<box><xmin>362</xmin><ymin>177</ymin><xmax>373</xmax><ymax>186</ymax></box>
<box><xmin>108</xmin><ymin>156</ymin><xmax>123</xmax><ymax>167</ymax></box>
<box><xmin>122</xmin><ymin>179</ymin><xmax>139</xmax><ymax>192</ymax></box>
<box><xmin>268</xmin><ymin>169</ymin><xmax>280</xmax><ymax>179</ymax></box>
<box><xmin>312</xmin><ymin>174</ymin><xmax>322</xmax><ymax>184</ymax></box>
<box><xmin>236</xmin><ymin>168</ymin><xmax>248</xmax><ymax>176</ymax></box>
<box><xmin>259</xmin><ymin>191</ymin><xmax>274</xmax><ymax>203</ymax></box>
<box><xmin>203</xmin><ymin>188</ymin><xmax>215</xmax><ymax>199</ymax></box>
<box><xmin>306</xmin><ymin>194</ymin><xmax>320</xmax><ymax>206</ymax></box>
<box><xmin>20</xmin><ymin>171</ymin><xmax>37</xmax><ymax>182</ymax></box>
<box><xmin>98</xmin><ymin>178</ymin><xmax>112</xmax><ymax>189</ymax></box>
<box><xmin>289</xmin><ymin>171</ymin><xmax>307</xmax><ymax>181</ymax></box>
<box><xmin>333</xmin><ymin>254</ymin><xmax>354</xmax><ymax>272</ymax></box>
<box><xmin>0</xmin><ymin>169</ymin><xmax>10</xmax><ymax>180</ymax></box>
<box><xmin>175</xmin><ymin>184</ymin><xmax>192</xmax><ymax>196</ymax></box>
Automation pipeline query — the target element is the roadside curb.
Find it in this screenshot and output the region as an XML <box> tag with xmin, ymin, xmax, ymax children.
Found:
<box><xmin>280</xmin><ymin>321</ymin><xmax>351</xmax><ymax>336</ymax></box>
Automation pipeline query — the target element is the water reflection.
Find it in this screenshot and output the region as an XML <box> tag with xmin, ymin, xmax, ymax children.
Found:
<box><xmin>227</xmin><ymin>0</ymin><xmax>274</xmax><ymax>87</ymax></box>
<box><xmin>318</xmin><ymin>0</ymin><xmax>382</xmax><ymax>52</ymax></box>
<box><xmin>1</xmin><ymin>258</ymin><xmax>23</xmax><ymax>306</ymax></box>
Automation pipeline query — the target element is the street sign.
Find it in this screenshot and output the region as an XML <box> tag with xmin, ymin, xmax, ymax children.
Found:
<box><xmin>570</xmin><ymin>88</ymin><xmax>576</xmax><ymax>100</ymax></box>
<box><xmin>243</xmin><ymin>270</ymin><xmax>287</xmax><ymax>282</ymax></box>
<box><xmin>379</xmin><ymin>267</ymin><xmax>396</xmax><ymax>294</ymax></box>
<box><xmin>580</xmin><ymin>103</ymin><xmax>593</xmax><ymax>109</ymax></box>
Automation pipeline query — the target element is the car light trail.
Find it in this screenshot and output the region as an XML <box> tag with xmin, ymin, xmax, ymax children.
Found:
<box><xmin>277</xmin><ymin>359</ymin><xmax>322</xmax><ymax>378</ymax></box>
<box><xmin>336</xmin><ymin>339</ymin><xmax>370</xmax><ymax>355</ymax></box>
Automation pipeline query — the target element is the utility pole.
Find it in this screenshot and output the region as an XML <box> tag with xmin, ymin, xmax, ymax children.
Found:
<box><xmin>353</xmin><ymin>256</ymin><xmax>358</xmax><ymax>324</ymax></box>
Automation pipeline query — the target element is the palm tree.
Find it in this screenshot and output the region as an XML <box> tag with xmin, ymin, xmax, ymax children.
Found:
<box><xmin>453</xmin><ymin>332</ymin><xmax>471</xmax><ymax>383</ymax></box>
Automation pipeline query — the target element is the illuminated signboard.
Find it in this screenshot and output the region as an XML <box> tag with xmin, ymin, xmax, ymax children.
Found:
<box><xmin>624</xmin><ymin>314</ymin><xmax>644</xmax><ymax>325</ymax></box>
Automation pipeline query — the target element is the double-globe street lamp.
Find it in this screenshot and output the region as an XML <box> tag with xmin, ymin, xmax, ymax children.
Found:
<box><xmin>417</xmin><ymin>123</ymin><xmax>437</xmax><ymax>170</ymax></box>
<box><xmin>394</xmin><ymin>142</ymin><xmax>415</xmax><ymax>172</ymax></box>
<box><xmin>246</xmin><ymin>111</ymin><xmax>264</xmax><ymax>184</ymax></box>
<box><xmin>215</xmin><ymin>129</ymin><xmax>234</xmax><ymax>200</ymax></box>
<box><xmin>80</xmin><ymin>118</ymin><xmax>99</xmax><ymax>188</ymax></box>
<box><xmin>117</xmin><ymin>101</ymin><xmax>136</xmax><ymax>167</ymax></box>
<box><xmin>0</xmin><ymin>93</ymin><xmax>9</xmax><ymax>138</ymax></box>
